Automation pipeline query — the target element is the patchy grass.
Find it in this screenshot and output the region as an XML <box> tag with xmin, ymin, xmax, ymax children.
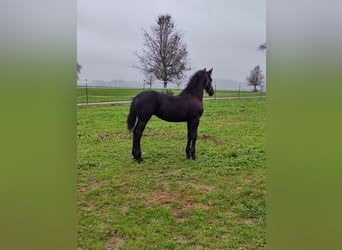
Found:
<box><xmin>77</xmin><ymin>98</ymin><xmax>266</xmax><ymax>249</ymax></box>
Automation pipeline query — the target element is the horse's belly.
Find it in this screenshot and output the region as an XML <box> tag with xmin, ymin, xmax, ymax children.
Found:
<box><xmin>154</xmin><ymin>111</ymin><xmax>187</xmax><ymax>122</ymax></box>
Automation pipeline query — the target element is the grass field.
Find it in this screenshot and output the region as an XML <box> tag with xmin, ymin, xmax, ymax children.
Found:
<box><xmin>77</xmin><ymin>87</ymin><xmax>265</xmax><ymax>103</ymax></box>
<box><xmin>77</xmin><ymin>98</ymin><xmax>266</xmax><ymax>249</ymax></box>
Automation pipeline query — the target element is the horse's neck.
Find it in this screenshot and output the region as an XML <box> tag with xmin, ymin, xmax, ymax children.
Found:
<box><xmin>192</xmin><ymin>88</ymin><xmax>204</xmax><ymax>100</ymax></box>
<box><xmin>180</xmin><ymin>82</ymin><xmax>204</xmax><ymax>101</ymax></box>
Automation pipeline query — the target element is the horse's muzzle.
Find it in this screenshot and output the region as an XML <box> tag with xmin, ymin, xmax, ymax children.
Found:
<box><xmin>208</xmin><ymin>88</ymin><xmax>214</xmax><ymax>96</ymax></box>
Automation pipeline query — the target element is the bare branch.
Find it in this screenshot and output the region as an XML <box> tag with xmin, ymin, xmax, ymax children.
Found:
<box><xmin>77</xmin><ymin>62</ymin><xmax>82</xmax><ymax>79</ymax></box>
<box><xmin>257</xmin><ymin>43</ymin><xmax>267</xmax><ymax>53</ymax></box>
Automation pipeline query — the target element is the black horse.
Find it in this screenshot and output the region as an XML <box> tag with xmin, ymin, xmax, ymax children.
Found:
<box><xmin>127</xmin><ymin>68</ymin><xmax>214</xmax><ymax>162</ymax></box>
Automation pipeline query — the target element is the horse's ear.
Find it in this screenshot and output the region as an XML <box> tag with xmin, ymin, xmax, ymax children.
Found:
<box><xmin>203</xmin><ymin>68</ymin><xmax>206</xmax><ymax>71</ymax></box>
<box><xmin>208</xmin><ymin>68</ymin><xmax>213</xmax><ymax>75</ymax></box>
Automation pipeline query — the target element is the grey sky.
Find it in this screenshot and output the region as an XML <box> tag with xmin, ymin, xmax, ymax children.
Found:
<box><xmin>77</xmin><ymin>0</ymin><xmax>265</xmax><ymax>83</ymax></box>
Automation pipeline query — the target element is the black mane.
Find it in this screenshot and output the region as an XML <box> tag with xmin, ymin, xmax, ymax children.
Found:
<box><xmin>180</xmin><ymin>70</ymin><xmax>205</xmax><ymax>96</ymax></box>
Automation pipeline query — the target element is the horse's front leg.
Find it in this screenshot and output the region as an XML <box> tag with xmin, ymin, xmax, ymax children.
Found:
<box><xmin>186</xmin><ymin>121</ymin><xmax>192</xmax><ymax>159</ymax></box>
<box><xmin>186</xmin><ymin>118</ymin><xmax>200</xmax><ymax>160</ymax></box>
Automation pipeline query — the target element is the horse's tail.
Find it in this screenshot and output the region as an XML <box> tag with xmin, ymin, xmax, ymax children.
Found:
<box><xmin>127</xmin><ymin>97</ymin><xmax>137</xmax><ymax>132</ymax></box>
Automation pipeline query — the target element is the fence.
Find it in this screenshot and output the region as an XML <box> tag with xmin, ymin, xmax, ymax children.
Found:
<box><xmin>77</xmin><ymin>80</ymin><xmax>266</xmax><ymax>105</ymax></box>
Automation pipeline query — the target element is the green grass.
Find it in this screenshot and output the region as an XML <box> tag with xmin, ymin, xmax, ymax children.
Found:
<box><xmin>77</xmin><ymin>98</ymin><xmax>266</xmax><ymax>249</ymax></box>
<box><xmin>77</xmin><ymin>87</ymin><xmax>265</xmax><ymax>103</ymax></box>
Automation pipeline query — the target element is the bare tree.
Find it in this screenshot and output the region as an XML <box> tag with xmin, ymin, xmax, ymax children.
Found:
<box><xmin>77</xmin><ymin>62</ymin><xmax>82</xmax><ymax>79</ymax></box>
<box><xmin>135</xmin><ymin>14</ymin><xmax>190</xmax><ymax>93</ymax></box>
<box><xmin>174</xmin><ymin>77</ymin><xmax>182</xmax><ymax>89</ymax></box>
<box><xmin>247</xmin><ymin>65</ymin><xmax>264</xmax><ymax>92</ymax></box>
<box><xmin>144</xmin><ymin>72</ymin><xmax>156</xmax><ymax>89</ymax></box>
<box><xmin>257</xmin><ymin>42</ymin><xmax>267</xmax><ymax>53</ymax></box>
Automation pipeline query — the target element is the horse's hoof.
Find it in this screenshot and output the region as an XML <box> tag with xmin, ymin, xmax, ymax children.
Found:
<box><xmin>134</xmin><ymin>157</ymin><xmax>144</xmax><ymax>163</ymax></box>
<box><xmin>186</xmin><ymin>154</ymin><xmax>196</xmax><ymax>160</ymax></box>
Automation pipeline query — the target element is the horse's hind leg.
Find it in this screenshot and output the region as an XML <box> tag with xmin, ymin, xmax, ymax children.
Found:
<box><xmin>132</xmin><ymin>119</ymin><xmax>149</xmax><ymax>162</ymax></box>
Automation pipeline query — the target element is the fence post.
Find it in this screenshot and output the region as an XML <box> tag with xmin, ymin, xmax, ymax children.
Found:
<box><xmin>238</xmin><ymin>82</ymin><xmax>241</xmax><ymax>99</ymax></box>
<box><xmin>85</xmin><ymin>78</ymin><xmax>89</xmax><ymax>105</ymax></box>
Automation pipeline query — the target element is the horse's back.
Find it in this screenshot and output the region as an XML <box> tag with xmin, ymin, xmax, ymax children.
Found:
<box><xmin>133</xmin><ymin>91</ymin><xmax>160</xmax><ymax>120</ymax></box>
<box><xmin>134</xmin><ymin>90</ymin><xmax>160</xmax><ymax>106</ymax></box>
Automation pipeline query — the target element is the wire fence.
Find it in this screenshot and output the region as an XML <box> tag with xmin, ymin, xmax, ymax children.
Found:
<box><xmin>77</xmin><ymin>80</ymin><xmax>266</xmax><ymax>105</ymax></box>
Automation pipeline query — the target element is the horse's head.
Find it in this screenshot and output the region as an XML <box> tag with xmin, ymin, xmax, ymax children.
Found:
<box><xmin>203</xmin><ymin>68</ymin><xmax>214</xmax><ymax>96</ymax></box>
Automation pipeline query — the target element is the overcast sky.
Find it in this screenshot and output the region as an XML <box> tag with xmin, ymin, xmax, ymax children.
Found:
<box><xmin>77</xmin><ymin>0</ymin><xmax>265</xmax><ymax>83</ymax></box>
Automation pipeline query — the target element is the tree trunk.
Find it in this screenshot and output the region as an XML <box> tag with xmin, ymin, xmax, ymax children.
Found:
<box><xmin>254</xmin><ymin>85</ymin><xmax>257</xmax><ymax>92</ymax></box>
<box><xmin>163</xmin><ymin>81</ymin><xmax>167</xmax><ymax>94</ymax></box>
